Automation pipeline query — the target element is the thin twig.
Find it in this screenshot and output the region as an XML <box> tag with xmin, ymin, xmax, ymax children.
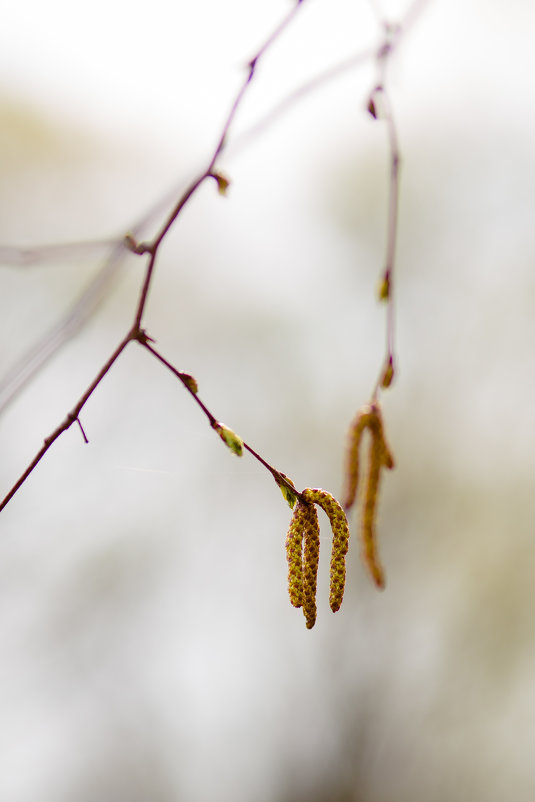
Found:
<box><xmin>0</xmin><ymin>1</ymin><xmax>309</xmax><ymax>512</ymax></box>
<box><xmin>0</xmin><ymin>0</ymin><xmax>426</xmax><ymax>414</ymax></box>
<box><xmin>138</xmin><ymin>338</ymin><xmax>302</xmax><ymax>502</ymax></box>
<box><xmin>229</xmin><ymin>48</ymin><xmax>376</xmax><ymax>156</ymax></box>
<box><xmin>135</xmin><ymin>0</ymin><xmax>307</xmax><ymax>291</ymax></box>
<box><xmin>139</xmin><ymin>338</ymin><xmax>217</xmax><ymax>426</ymax></box>
<box><xmin>1</xmin><ymin>0</ymin><xmax>427</xmax><ymax>512</ymax></box>
<box><xmin>0</xmin><ymin>239</ymin><xmax>118</xmax><ymax>267</ymax></box>
<box><xmin>0</xmin><ymin>41</ymin><xmax>389</xmax><ymax>413</ymax></box>
<box><xmin>371</xmin><ymin>82</ymin><xmax>400</xmax><ymax>399</ymax></box>
<box><xmin>76</xmin><ymin>417</ymin><xmax>89</xmax><ymax>444</ymax></box>
<box><xmin>368</xmin><ymin>20</ymin><xmax>402</xmax><ymax>399</ymax></box>
<box><xmin>366</xmin><ymin>0</ymin><xmax>429</xmax><ymax>399</ymax></box>
<box><xmin>0</xmin><ymin>332</ymin><xmax>134</xmax><ymax>512</ymax></box>
<box><xmin>0</xmin><ymin>170</ymin><xmax>204</xmax><ymax>414</ymax></box>
<box><xmin>0</xmin><ymin>240</ymin><xmax>126</xmax><ymax>412</ymax></box>
<box><xmin>383</xmin><ymin>89</ymin><xmax>400</xmax><ymax>366</ymax></box>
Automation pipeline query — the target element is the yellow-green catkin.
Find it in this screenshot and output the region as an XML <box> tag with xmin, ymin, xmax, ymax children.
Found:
<box><xmin>378</xmin><ymin>424</ymin><xmax>395</xmax><ymax>471</ymax></box>
<box><xmin>359</xmin><ymin>406</ymin><xmax>395</xmax><ymax>588</ymax></box>
<box><xmin>341</xmin><ymin>402</ymin><xmax>395</xmax><ymax>587</ymax></box>
<box><xmin>303</xmin><ymin>488</ymin><xmax>350</xmax><ymax>614</ymax></box>
<box><xmin>342</xmin><ymin>405</ymin><xmax>375</xmax><ymax>510</ymax></box>
<box><xmin>285</xmin><ymin>501</ymin><xmax>308</xmax><ymax>608</ymax></box>
<box><xmin>361</xmin><ymin>436</ymin><xmax>385</xmax><ymax>588</ymax></box>
<box><xmin>302</xmin><ymin>503</ymin><xmax>320</xmax><ymax>629</ymax></box>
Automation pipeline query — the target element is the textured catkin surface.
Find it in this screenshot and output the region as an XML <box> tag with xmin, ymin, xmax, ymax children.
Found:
<box><xmin>342</xmin><ymin>406</ymin><xmax>375</xmax><ymax>510</ymax></box>
<box><xmin>302</xmin><ymin>503</ymin><xmax>320</xmax><ymax>629</ymax></box>
<box><xmin>285</xmin><ymin>501</ymin><xmax>307</xmax><ymax>609</ymax></box>
<box><xmin>341</xmin><ymin>403</ymin><xmax>395</xmax><ymax>588</ymax></box>
<box><xmin>302</xmin><ymin>488</ymin><xmax>350</xmax><ymax>615</ymax></box>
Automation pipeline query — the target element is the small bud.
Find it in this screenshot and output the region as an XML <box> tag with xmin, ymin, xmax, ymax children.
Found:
<box><xmin>367</xmin><ymin>97</ymin><xmax>378</xmax><ymax>119</ymax></box>
<box><xmin>380</xmin><ymin>357</ymin><xmax>394</xmax><ymax>389</ymax></box>
<box><xmin>276</xmin><ymin>473</ymin><xmax>298</xmax><ymax>509</ymax></box>
<box><xmin>378</xmin><ymin>271</ymin><xmax>390</xmax><ymax>301</ymax></box>
<box><xmin>180</xmin><ymin>372</ymin><xmax>199</xmax><ymax>394</ymax></box>
<box><xmin>123</xmin><ymin>233</ymin><xmax>149</xmax><ymax>255</ymax></box>
<box><xmin>214</xmin><ymin>422</ymin><xmax>243</xmax><ymax>456</ymax></box>
<box><xmin>367</xmin><ymin>85</ymin><xmax>384</xmax><ymax>119</ymax></box>
<box><xmin>212</xmin><ymin>172</ymin><xmax>230</xmax><ymax>196</ymax></box>
<box><xmin>124</xmin><ymin>233</ymin><xmax>138</xmax><ymax>252</ymax></box>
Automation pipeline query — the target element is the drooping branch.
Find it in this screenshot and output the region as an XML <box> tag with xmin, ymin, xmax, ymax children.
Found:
<box><xmin>0</xmin><ymin>331</ymin><xmax>134</xmax><ymax>512</ymax></box>
<box><xmin>0</xmin><ymin>9</ymin><xmax>422</xmax><ymax>413</ymax></box>
<box><xmin>137</xmin><ymin>336</ymin><xmax>303</xmax><ymax>504</ymax></box>
<box><xmin>339</xmin><ymin>4</ymin><xmax>429</xmax><ymax>587</ymax></box>
<box><xmin>366</xmin><ymin>0</ymin><xmax>429</xmax><ymax>396</ymax></box>
<box><xmin>0</xmin><ymin>0</ymin><xmax>430</xmax><ymax>626</ymax></box>
<box><xmin>0</xmin><ymin>0</ymin><xmax>310</xmax><ymax>512</ymax></box>
<box><xmin>370</xmin><ymin>77</ymin><xmax>400</xmax><ymax>397</ymax></box>
<box><xmin>366</xmin><ymin>24</ymin><xmax>399</xmax><ymax>396</ymax></box>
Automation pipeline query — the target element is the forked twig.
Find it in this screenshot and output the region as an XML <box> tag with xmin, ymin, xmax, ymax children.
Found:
<box><xmin>0</xmin><ymin>0</ymin><xmax>309</xmax><ymax>512</ymax></box>
<box><xmin>1</xmin><ymin>2</ymin><xmax>429</xmax><ymax>624</ymax></box>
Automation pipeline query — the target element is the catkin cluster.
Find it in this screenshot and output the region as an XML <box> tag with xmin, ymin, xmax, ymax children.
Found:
<box><xmin>285</xmin><ymin>488</ymin><xmax>350</xmax><ymax>628</ymax></box>
<box><xmin>342</xmin><ymin>402</ymin><xmax>394</xmax><ymax>588</ymax></box>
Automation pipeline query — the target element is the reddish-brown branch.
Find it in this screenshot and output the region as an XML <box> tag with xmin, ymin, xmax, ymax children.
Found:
<box><xmin>0</xmin><ymin>1</ymin><xmax>310</xmax><ymax>513</ymax></box>
<box><xmin>137</xmin><ymin>338</ymin><xmax>302</xmax><ymax>502</ymax></box>
<box><xmin>0</xmin><ymin>0</ymin><xmax>428</xmax><ymax>514</ymax></box>
<box><xmin>369</xmin><ymin>25</ymin><xmax>402</xmax><ymax>399</ymax></box>
<box><xmin>0</xmin><ymin>332</ymin><xmax>134</xmax><ymax>512</ymax></box>
<box><xmin>132</xmin><ymin>0</ymin><xmax>307</xmax><ymax>327</ymax></box>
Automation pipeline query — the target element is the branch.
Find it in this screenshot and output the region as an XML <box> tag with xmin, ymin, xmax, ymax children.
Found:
<box><xmin>0</xmin><ymin>0</ymin><xmax>427</xmax><ymax>414</ymax></box>
<box><xmin>0</xmin><ymin>331</ymin><xmax>134</xmax><ymax>512</ymax></box>
<box><xmin>1</xmin><ymin>0</ymin><xmax>426</xmax><ymax>513</ymax></box>
<box><xmin>370</xmin><ymin>79</ymin><xmax>400</xmax><ymax>397</ymax></box>
<box><xmin>365</xmin><ymin>20</ymin><xmax>404</xmax><ymax>398</ymax></box>
<box><xmin>0</xmin><ymin>39</ymin><xmax>387</xmax><ymax>413</ymax></box>
<box><xmin>0</xmin><ymin>172</ymin><xmax>206</xmax><ymax>414</ymax></box>
<box><xmin>137</xmin><ymin>337</ymin><xmax>302</xmax><ymax>503</ymax></box>
<box><xmin>0</xmin><ymin>240</ymin><xmax>126</xmax><ymax>412</ymax></box>
<box><xmin>0</xmin><ymin>0</ymin><xmax>309</xmax><ymax>512</ymax></box>
<box><xmin>0</xmin><ymin>239</ymin><xmax>118</xmax><ymax>268</ymax></box>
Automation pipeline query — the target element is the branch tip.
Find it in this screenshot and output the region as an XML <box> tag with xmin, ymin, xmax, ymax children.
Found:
<box><xmin>76</xmin><ymin>417</ymin><xmax>89</xmax><ymax>444</ymax></box>
<box><xmin>124</xmin><ymin>233</ymin><xmax>151</xmax><ymax>255</ymax></box>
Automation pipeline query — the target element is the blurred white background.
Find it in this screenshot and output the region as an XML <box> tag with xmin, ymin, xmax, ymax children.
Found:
<box><xmin>1</xmin><ymin>1</ymin><xmax>535</xmax><ymax>800</ymax></box>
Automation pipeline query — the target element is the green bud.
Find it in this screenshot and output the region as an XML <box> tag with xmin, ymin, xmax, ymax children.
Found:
<box><xmin>214</xmin><ymin>422</ymin><xmax>243</xmax><ymax>456</ymax></box>
<box><xmin>276</xmin><ymin>473</ymin><xmax>298</xmax><ymax>509</ymax></box>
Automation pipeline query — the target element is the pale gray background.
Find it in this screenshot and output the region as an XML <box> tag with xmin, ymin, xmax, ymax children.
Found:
<box><xmin>1</xmin><ymin>1</ymin><xmax>534</xmax><ymax>800</ymax></box>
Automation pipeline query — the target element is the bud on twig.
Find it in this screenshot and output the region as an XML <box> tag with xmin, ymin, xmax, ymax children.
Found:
<box><xmin>214</xmin><ymin>422</ymin><xmax>244</xmax><ymax>456</ymax></box>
